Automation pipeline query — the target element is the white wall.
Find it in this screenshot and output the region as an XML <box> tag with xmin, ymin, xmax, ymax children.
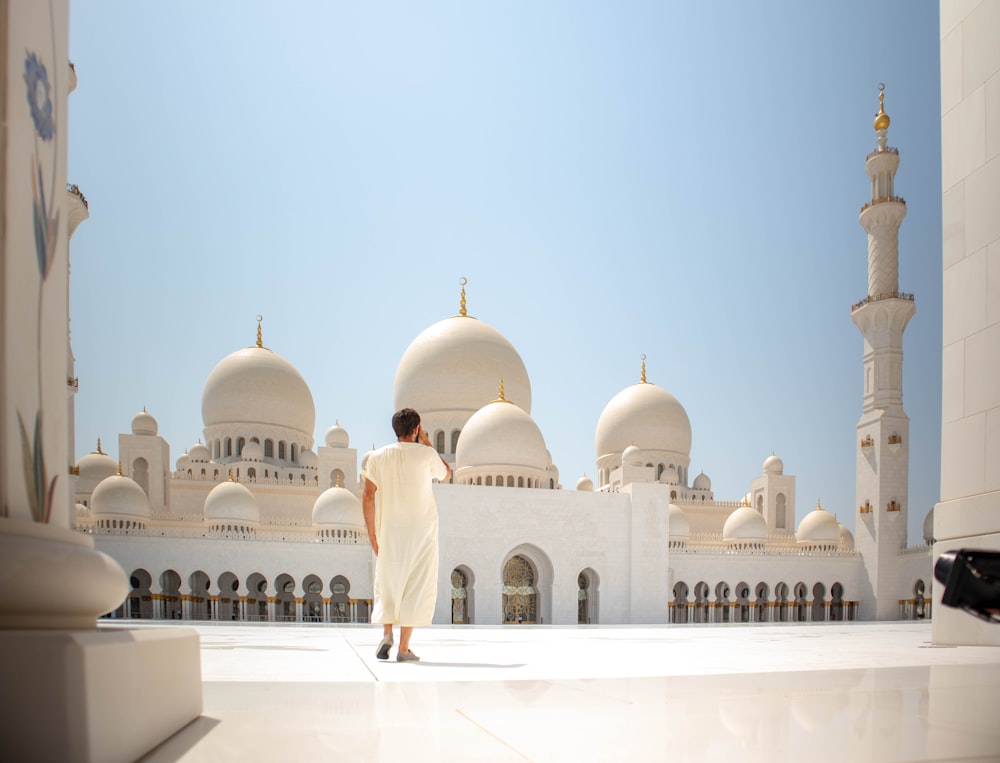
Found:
<box><xmin>934</xmin><ymin>0</ymin><xmax>1000</xmax><ymax>645</ymax></box>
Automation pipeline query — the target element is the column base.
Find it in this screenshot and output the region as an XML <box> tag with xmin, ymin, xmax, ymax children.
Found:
<box><xmin>0</xmin><ymin>626</ymin><xmax>202</xmax><ymax>763</ymax></box>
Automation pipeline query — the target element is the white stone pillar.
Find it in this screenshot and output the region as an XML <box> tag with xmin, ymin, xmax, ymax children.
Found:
<box><xmin>0</xmin><ymin>5</ymin><xmax>201</xmax><ymax>758</ymax></box>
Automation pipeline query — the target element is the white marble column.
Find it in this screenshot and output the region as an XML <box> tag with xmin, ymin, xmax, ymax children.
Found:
<box><xmin>0</xmin><ymin>4</ymin><xmax>202</xmax><ymax>759</ymax></box>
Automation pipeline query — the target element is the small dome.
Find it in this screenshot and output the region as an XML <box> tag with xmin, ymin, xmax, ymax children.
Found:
<box><xmin>797</xmin><ymin>500</ymin><xmax>840</xmax><ymax>544</ymax></box>
<box><xmin>204</xmin><ymin>478</ymin><xmax>259</xmax><ymax>525</ymax></box>
<box><xmin>91</xmin><ymin>474</ymin><xmax>150</xmax><ymax>518</ymax></box>
<box><xmin>131</xmin><ymin>408</ymin><xmax>158</xmax><ymax>436</ymax></box>
<box><xmin>622</xmin><ymin>445</ymin><xmax>643</xmax><ymax>467</ymax></box>
<box><xmin>576</xmin><ymin>475</ymin><xmax>594</xmax><ymax>492</ymax></box>
<box><xmin>312</xmin><ymin>486</ymin><xmax>363</xmax><ymax>526</ymax></box>
<box><xmin>660</xmin><ymin>466</ymin><xmax>679</xmax><ymax>485</ymax></box>
<box><xmin>838</xmin><ymin>523</ymin><xmax>855</xmax><ymax>551</ymax></box>
<box><xmin>693</xmin><ymin>471</ymin><xmax>711</xmax><ymax>490</ymax></box>
<box><xmin>242</xmin><ymin>441</ymin><xmax>264</xmax><ymax>461</ymax></box>
<box><xmin>325</xmin><ymin>423</ymin><xmax>349</xmax><ymax>448</ymax></box>
<box><xmin>300</xmin><ymin>448</ymin><xmax>318</xmax><ymax>468</ymax></box>
<box><xmin>723</xmin><ymin>504</ymin><xmax>768</xmax><ymax>542</ymax></box>
<box><xmin>922</xmin><ymin>508</ymin><xmax>934</xmax><ymax>545</ymax></box>
<box><xmin>176</xmin><ymin>453</ymin><xmax>191</xmax><ymax>471</ymax></box>
<box><xmin>78</xmin><ymin>443</ymin><xmax>117</xmax><ymax>483</ymax></box>
<box><xmin>456</xmin><ymin>398</ymin><xmax>548</xmax><ymax>472</ymax></box>
<box><xmin>189</xmin><ymin>442</ymin><xmax>211</xmax><ymax>463</ymax></box>
<box><xmin>668</xmin><ymin>503</ymin><xmax>689</xmax><ymax>539</ymax></box>
<box><xmin>762</xmin><ymin>453</ymin><xmax>783</xmax><ymax>475</ymax></box>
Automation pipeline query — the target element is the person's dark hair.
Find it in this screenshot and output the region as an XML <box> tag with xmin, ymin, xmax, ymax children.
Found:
<box><xmin>392</xmin><ymin>408</ymin><xmax>421</xmax><ymax>439</ymax></box>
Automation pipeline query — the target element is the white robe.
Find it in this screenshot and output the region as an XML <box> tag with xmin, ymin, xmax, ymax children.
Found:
<box><xmin>363</xmin><ymin>442</ymin><xmax>447</xmax><ymax>626</ymax></box>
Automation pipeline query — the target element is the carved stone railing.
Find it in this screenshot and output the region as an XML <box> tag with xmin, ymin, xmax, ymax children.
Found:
<box><xmin>866</xmin><ymin>145</ymin><xmax>898</xmax><ymax>160</ymax></box>
<box><xmin>67</xmin><ymin>182</ymin><xmax>88</xmax><ymax>208</ymax></box>
<box><xmin>851</xmin><ymin>290</ymin><xmax>915</xmax><ymax>312</ymax></box>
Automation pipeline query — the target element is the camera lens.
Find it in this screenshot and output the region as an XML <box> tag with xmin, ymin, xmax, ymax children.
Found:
<box><xmin>934</xmin><ymin>550</ymin><xmax>956</xmax><ymax>585</ymax></box>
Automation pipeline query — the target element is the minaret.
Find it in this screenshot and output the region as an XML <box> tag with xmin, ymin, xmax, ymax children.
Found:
<box><xmin>852</xmin><ymin>85</ymin><xmax>915</xmax><ymax>620</ymax></box>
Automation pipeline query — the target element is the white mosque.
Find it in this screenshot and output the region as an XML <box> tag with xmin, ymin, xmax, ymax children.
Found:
<box><xmin>71</xmin><ymin>87</ymin><xmax>933</xmax><ymax>627</ymax></box>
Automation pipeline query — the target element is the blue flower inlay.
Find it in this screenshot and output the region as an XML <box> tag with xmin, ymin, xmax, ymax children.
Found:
<box><xmin>24</xmin><ymin>52</ymin><xmax>54</xmax><ymax>142</ymax></box>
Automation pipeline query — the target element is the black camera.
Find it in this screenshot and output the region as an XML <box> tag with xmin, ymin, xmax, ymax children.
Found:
<box><xmin>934</xmin><ymin>549</ymin><xmax>1000</xmax><ymax>623</ymax></box>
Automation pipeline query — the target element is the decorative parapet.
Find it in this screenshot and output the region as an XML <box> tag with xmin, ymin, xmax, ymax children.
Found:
<box><xmin>67</xmin><ymin>375</ymin><xmax>78</xmax><ymax>389</ymax></box>
<box><xmin>887</xmin><ymin>433</ymin><xmax>902</xmax><ymax>445</ymax></box>
<box><xmin>866</xmin><ymin>145</ymin><xmax>898</xmax><ymax>161</ymax></box>
<box><xmin>860</xmin><ymin>195</ymin><xmax>905</xmax><ymax>214</ymax></box>
<box><xmin>851</xmin><ymin>290</ymin><xmax>915</xmax><ymax>312</ymax></box>
<box><xmin>859</xmin><ymin>500</ymin><xmax>872</xmax><ymax>514</ymax></box>
<box><xmin>860</xmin><ymin>434</ymin><xmax>874</xmax><ymax>449</ymax></box>
<box><xmin>886</xmin><ymin>500</ymin><xmax>901</xmax><ymax>512</ymax></box>
<box><xmin>67</xmin><ymin>182</ymin><xmax>88</xmax><ymax>208</ymax></box>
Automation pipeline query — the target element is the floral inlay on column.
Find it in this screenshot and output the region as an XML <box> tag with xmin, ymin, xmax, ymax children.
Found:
<box><xmin>16</xmin><ymin>50</ymin><xmax>61</xmax><ymax>523</ymax></box>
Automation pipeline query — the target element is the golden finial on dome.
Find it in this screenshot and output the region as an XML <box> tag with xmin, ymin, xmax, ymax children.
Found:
<box><xmin>640</xmin><ymin>354</ymin><xmax>647</xmax><ymax>384</ymax></box>
<box><xmin>95</xmin><ymin>437</ymin><xmax>104</xmax><ymax>455</ymax></box>
<box><xmin>873</xmin><ymin>83</ymin><xmax>890</xmax><ymax>132</ymax></box>
<box><xmin>741</xmin><ymin>495</ymin><xmax>750</xmax><ymax>507</ymax></box>
<box><xmin>117</xmin><ymin>462</ymin><xmax>123</xmax><ymax>476</ymax></box>
<box><xmin>458</xmin><ymin>277</ymin><xmax>468</xmax><ymax>317</ymax></box>
<box><xmin>229</xmin><ymin>468</ymin><xmax>236</xmax><ymax>482</ymax></box>
<box><xmin>256</xmin><ymin>315</ymin><xmax>263</xmax><ymax>348</ymax></box>
<box><xmin>335</xmin><ymin>472</ymin><xmax>343</xmax><ymax>488</ymax></box>
<box><xmin>492</xmin><ymin>378</ymin><xmax>511</xmax><ymax>403</ymax></box>
<box><xmin>816</xmin><ymin>497</ymin><xmax>824</xmax><ymax>510</ymax></box>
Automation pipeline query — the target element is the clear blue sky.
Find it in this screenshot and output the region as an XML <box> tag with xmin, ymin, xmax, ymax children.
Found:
<box><xmin>67</xmin><ymin>1</ymin><xmax>942</xmax><ymax>543</ymax></box>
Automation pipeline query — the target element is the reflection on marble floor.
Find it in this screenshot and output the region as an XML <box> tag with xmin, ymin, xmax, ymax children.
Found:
<box><xmin>133</xmin><ymin>622</ymin><xmax>1000</xmax><ymax>763</ymax></box>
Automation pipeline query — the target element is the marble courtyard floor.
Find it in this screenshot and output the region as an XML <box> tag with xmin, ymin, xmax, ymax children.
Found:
<box><xmin>118</xmin><ymin>620</ymin><xmax>1000</xmax><ymax>762</ymax></box>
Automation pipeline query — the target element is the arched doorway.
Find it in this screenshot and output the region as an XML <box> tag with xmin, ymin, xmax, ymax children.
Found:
<box><xmin>189</xmin><ymin>571</ymin><xmax>211</xmax><ymax>620</ymax></box>
<box><xmin>693</xmin><ymin>581</ymin><xmax>710</xmax><ymax>623</ymax></box>
<box><xmin>303</xmin><ymin>575</ymin><xmax>324</xmax><ymax>621</ymax></box>
<box><xmin>793</xmin><ymin>582</ymin><xmax>808</xmax><ymax>622</ymax></box>
<box><xmin>128</xmin><ymin>569</ymin><xmax>153</xmax><ymax>618</ymax></box>
<box><xmin>502</xmin><ymin>555</ymin><xmax>537</xmax><ymax>624</ymax></box>
<box><xmin>246</xmin><ymin>573</ymin><xmax>269</xmax><ymax>621</ymax></box>
<box><xmin>275</xmin><ymin>574</ymin><xmax>297</xmax><ymax>621</ymax></box>
<box><xmin>132</xmin><ymin>457</ymin><xmax>149</xmax><ymax>497</ymax></box>
<box><xmin>160</xmin><ymin>570</ymin><xmax>182</xmax><ymax>620</ymax></box>
<box><xmin>775</xmin><ymin>582</ymin><xmax>790</xmax><ymax>622</ymax></box>
<box><xmin>754</xmin><ymin>582</ymin><xmax>770</xmax><ymax>623</ymax></box>
<box><xmin>715</xmin><ymin>582</ymin><xmax>731</xmax><ymax>623</ymax></box>
<box><xmin>672</xmin><ymin>581</ymin><xmax>689</xmax><ymax>624</ymax></box>
<box><xmin>914</xmin><ymin>579</ymin><xmax>927</xmax><ymax>620</ymax></box>
<box><xmin>734</xmin><ymin>582</ymin><xmax>751</xmax><ymax>623</ymax></box>
<box><xmin>451</xmin><ymin>567</ymin><xmax>472</xmax><ymax>624</ymax></box>
<box><xmin>578</xmin><ymin>568</ymin><xmax>599</xmax><ymax>624</ymax></box>
<box><xmin>217</xmin><ymin>572</ymin><xmax>241</xmax><ymax>621</ymax></box>
<box><xmin>830</xmin><ymin>582</ymin><xmax>844</xmax><ymax>621</ymax></box>
<box><xmin>329</xmin><ymin>575</ymin><xmax>350</xmax><ymax>622</ymax></box>
<box><xmin>812</xmin><ymin>582</ymin><xmax>827</xmax><ymax>622</ymax></box>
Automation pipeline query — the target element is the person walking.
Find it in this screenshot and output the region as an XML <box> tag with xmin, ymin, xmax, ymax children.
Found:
<box><xmin>362</xmin><ymin>408</ymin><xmax>451</xmax><ymax>662</ymax></box>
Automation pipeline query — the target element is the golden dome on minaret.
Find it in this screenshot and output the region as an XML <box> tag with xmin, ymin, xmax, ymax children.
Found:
<box><xmin>873</xmin><ymin>84</ymin><xmax>890</xmax><ymax>132</ymax></box>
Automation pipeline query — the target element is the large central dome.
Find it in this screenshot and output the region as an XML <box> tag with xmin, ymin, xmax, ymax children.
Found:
<box><xmin>595</xmin><ymin>382</ymin><xmax>692</xmax><ymax>459</ymax></box>
<box><xmin>394</xmin><ymin>316</ymin><xmax>531</xmax><ymax>415</ymax></box>
<box><xmin>202</xmin><ymin>345</ymin><xmax>315</xmax><ymax>437</ymax></box>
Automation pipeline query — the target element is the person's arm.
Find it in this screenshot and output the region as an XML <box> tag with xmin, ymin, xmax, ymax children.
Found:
<box><xmin>362</xmin><ymin>478</ymin><xmax>378</xmax><ymax>555</ymax></box>
<box><xmin>416</xmin><ymin>426</ymin><xmax>451</xmax><ymax>482</ymax></box>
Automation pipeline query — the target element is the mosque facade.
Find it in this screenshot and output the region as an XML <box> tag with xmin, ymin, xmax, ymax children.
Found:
<box><xmin>72</xmin><ymin>95</ymin><xmax>933</xmax><ymax>627</ymax></box>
